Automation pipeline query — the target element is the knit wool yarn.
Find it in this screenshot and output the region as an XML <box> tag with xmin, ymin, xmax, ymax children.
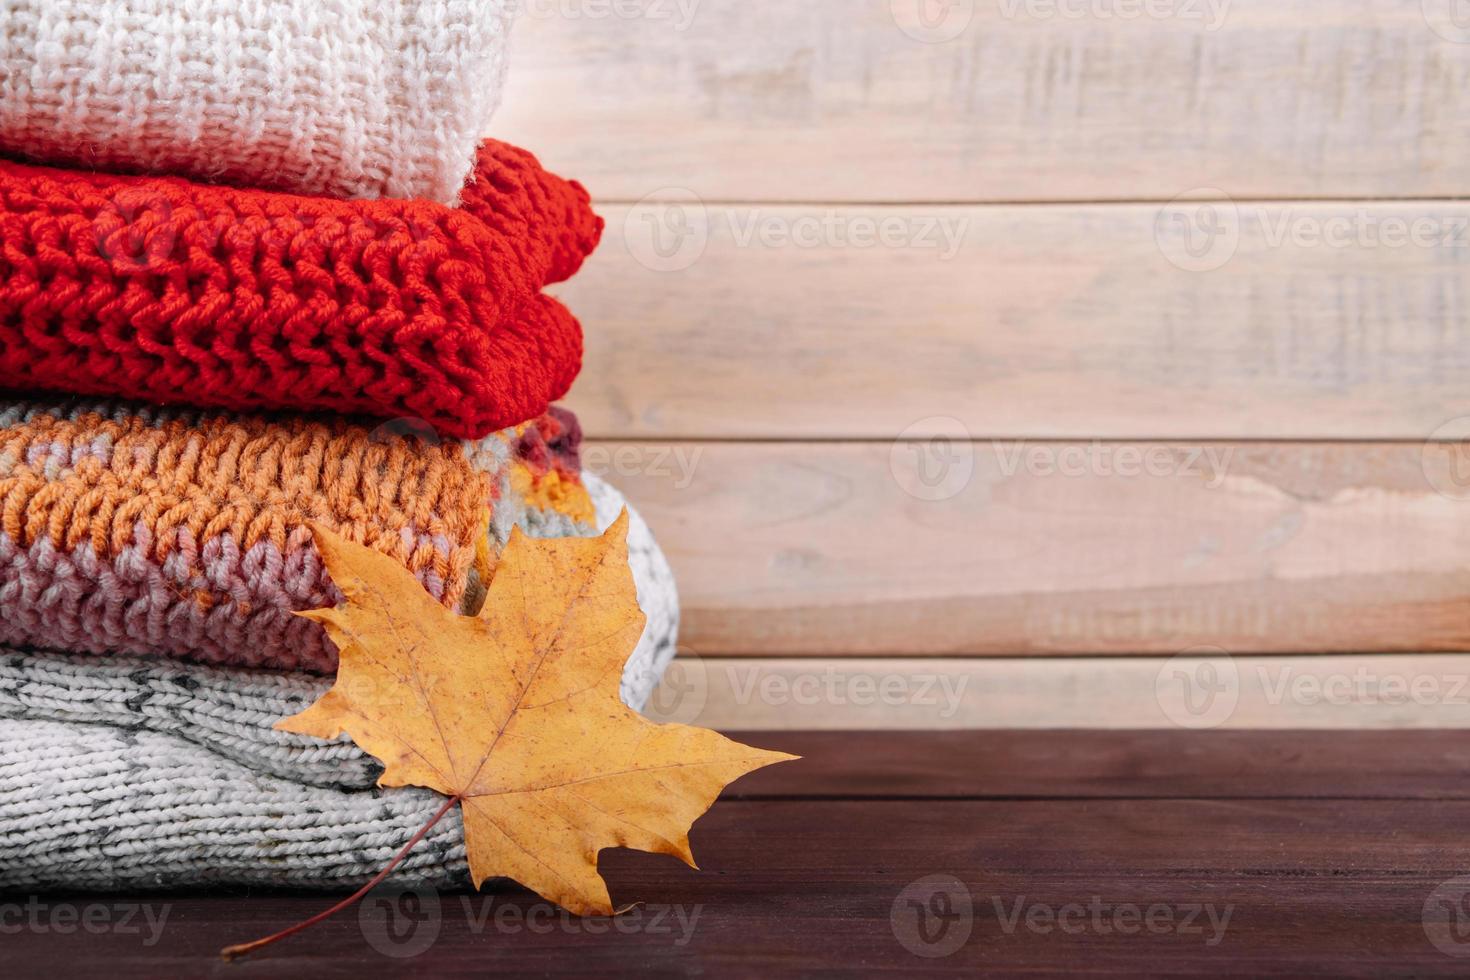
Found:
<box><xmin>0</xmin><ymin>718</ymin><xmax>467</xmax><ymax>890</ymax></box>
<box><xmin>0</xmin><ymin>0</ymin><xmax>515</xmax><ymax>204</ymax></box>
<box><xmin>590</xmin><ymin>470</ymin><xmax>681</xmax><ymax>711</ymax></box>
<box><xmin>0</xmin><ymin>651</ymin><xmax>387</xmax><ymax>791</ymax></box>
<box><xmin>0</xmin><ymin>396</ymin><xmax>598</xmax><ymax>673</ymax></box>
<box><xmin>0</xmin><ymin>473</ymin><xmax>679</xmax><ymax>779</ymax></box>
<box><xmin>0</xmin><ymin>477</ymin><xmax>681</xmax><ymax>890</ymax></box>
<box><xmin>0</xmin><ymin>140</ymin><xmax>603</xmax><ymax>439</ymax></box>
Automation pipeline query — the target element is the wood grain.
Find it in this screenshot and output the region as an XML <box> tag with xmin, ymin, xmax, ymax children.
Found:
<box><xmin>604</xmin><ymin>440</ymin><xmax>1470</xmax><ymax>656</ymax></box>
<box><xmin>721</xmin><ymin>731</ymin><xmax>1470</xmax><ymax>798</ymax></box>
<box><xmin>496</xmin><ymin>3</ymin><xmax>1470</xmax><ymax>732</ymax></box>
<box><xmin>28</xmin><ymin>794</ymin><xmax>1470</xmax><ymax>976</ymax></box>
<box><xmin>643</xmin><ymin>655</ymin><xmax>1470</xmax><ymax>729</ymax></box>
<box><xmin>495</xmin><ymin>0</ymin><xmax>1470</xmax><ymax>202</ymax></box>
<box><xmin>560</xmin><ymin>202</ymin><xmax>1470</xmax><ymax>440</ymax></box>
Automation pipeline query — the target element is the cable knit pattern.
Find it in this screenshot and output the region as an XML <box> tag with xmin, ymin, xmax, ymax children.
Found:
<box><xmin>0</xmin><ymin>0</ymin><xmax>515</xmax><ymax>204</ymax></box>
<box><xmin>0</xmin><ymin>141</ymin><xmax>603</xmax><ymax>439</ymax></box>
<box><xmin>0</xmin><ymin>478</ymin><xmax>681</xmax><ymax>889</ymax></box>
<box><xmin>0</xmin><ymin>395</ymin><xmax>597</xmax><ymax>673</ymax></box>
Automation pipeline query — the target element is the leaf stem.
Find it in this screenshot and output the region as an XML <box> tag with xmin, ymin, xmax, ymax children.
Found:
<box><xmin>220</xmin><ymin>793</ymin><xmax>462</xmax><ymax>961</ymax></box>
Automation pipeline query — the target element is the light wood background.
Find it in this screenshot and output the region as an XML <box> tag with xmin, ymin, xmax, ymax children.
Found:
<box><xmin>494</xmin><ymin>0</ymin><xmax>1470</xmax><ymax>728</ymax></box>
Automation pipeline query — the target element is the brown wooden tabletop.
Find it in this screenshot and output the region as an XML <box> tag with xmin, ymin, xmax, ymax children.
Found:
<box><xmin>7</xmin><ymin>730</ymin><xmax>1470</xmax><ymax>977</ymax></box>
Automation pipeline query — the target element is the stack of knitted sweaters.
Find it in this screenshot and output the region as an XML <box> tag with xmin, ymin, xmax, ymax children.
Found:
<box><xmin>0</xmin><ymin>2</ymin><xmax>679</xmax><ymax>888</ymax></box>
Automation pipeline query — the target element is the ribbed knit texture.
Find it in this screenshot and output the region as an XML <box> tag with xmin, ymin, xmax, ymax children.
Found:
<box><xmin>0</xmin><ymin>475</ymin><xmax>681</xmax><ymax>890</ymax></box>
<box><xmin>0</xmin><ymin>0</ymin><xmax>515</xmax><ymax>204</ymax></box>
<box><xmin>0</xmin><ymin>395</ymin><xmax>599</xmax><ymax>673</ymax></box>
<box><xmin>1</xmin><ymin>718</ymin><xmax>468</xmax><ymax>890</ymax></box>
<box><xmin>0</xmin><ymin>140</ymin><xmax>603</xmax><ymax>440</ymax></box>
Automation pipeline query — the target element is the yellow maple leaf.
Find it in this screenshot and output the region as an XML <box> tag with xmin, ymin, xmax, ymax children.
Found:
<box><xmin>278</xmin><ymin>510</ymin><xmax>795</xmax><ymax>917</ymax></box>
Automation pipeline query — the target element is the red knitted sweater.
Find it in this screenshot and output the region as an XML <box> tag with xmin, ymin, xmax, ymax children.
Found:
<box><xmin>0</xmin><ymin>140</ymin><xmax>602</xmax><ymax>439</ymax></box>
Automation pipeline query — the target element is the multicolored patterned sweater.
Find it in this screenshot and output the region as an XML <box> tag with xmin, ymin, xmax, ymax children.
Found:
<box><xmin>0</xmin><ymin>396</ymin><xmax>597</xmax><ymax>673</ymax></box>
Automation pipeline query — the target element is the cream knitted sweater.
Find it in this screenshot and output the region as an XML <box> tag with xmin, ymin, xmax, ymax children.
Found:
<box><xmin>0</xmin><ymin>0</ymin><xmax>514</xmax><ymax>203</ymax></box>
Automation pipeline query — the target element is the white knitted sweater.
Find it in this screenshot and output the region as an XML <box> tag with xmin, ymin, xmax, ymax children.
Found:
<box><xmin>0</xmin><ymin>476</ymin><xmax>683</xmax><ymax>889</ymax></box>
<box><xmin>0</xmin><ymin>0</ymin><xmax>514</xmax><ymax>203</ymax></box>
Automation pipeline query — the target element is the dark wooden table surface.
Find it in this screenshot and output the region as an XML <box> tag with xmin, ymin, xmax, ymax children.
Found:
<box><xmin>7</xmin><ymin>730</ymin><xmax>1470</xmax><ymax>977</ymax></box>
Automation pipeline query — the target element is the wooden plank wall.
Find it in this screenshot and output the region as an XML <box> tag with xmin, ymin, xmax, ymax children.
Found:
<box><xmin>493</xmin><ymin>1</ymin><xmax>1470</xmax><ymax>728</ymax></box>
